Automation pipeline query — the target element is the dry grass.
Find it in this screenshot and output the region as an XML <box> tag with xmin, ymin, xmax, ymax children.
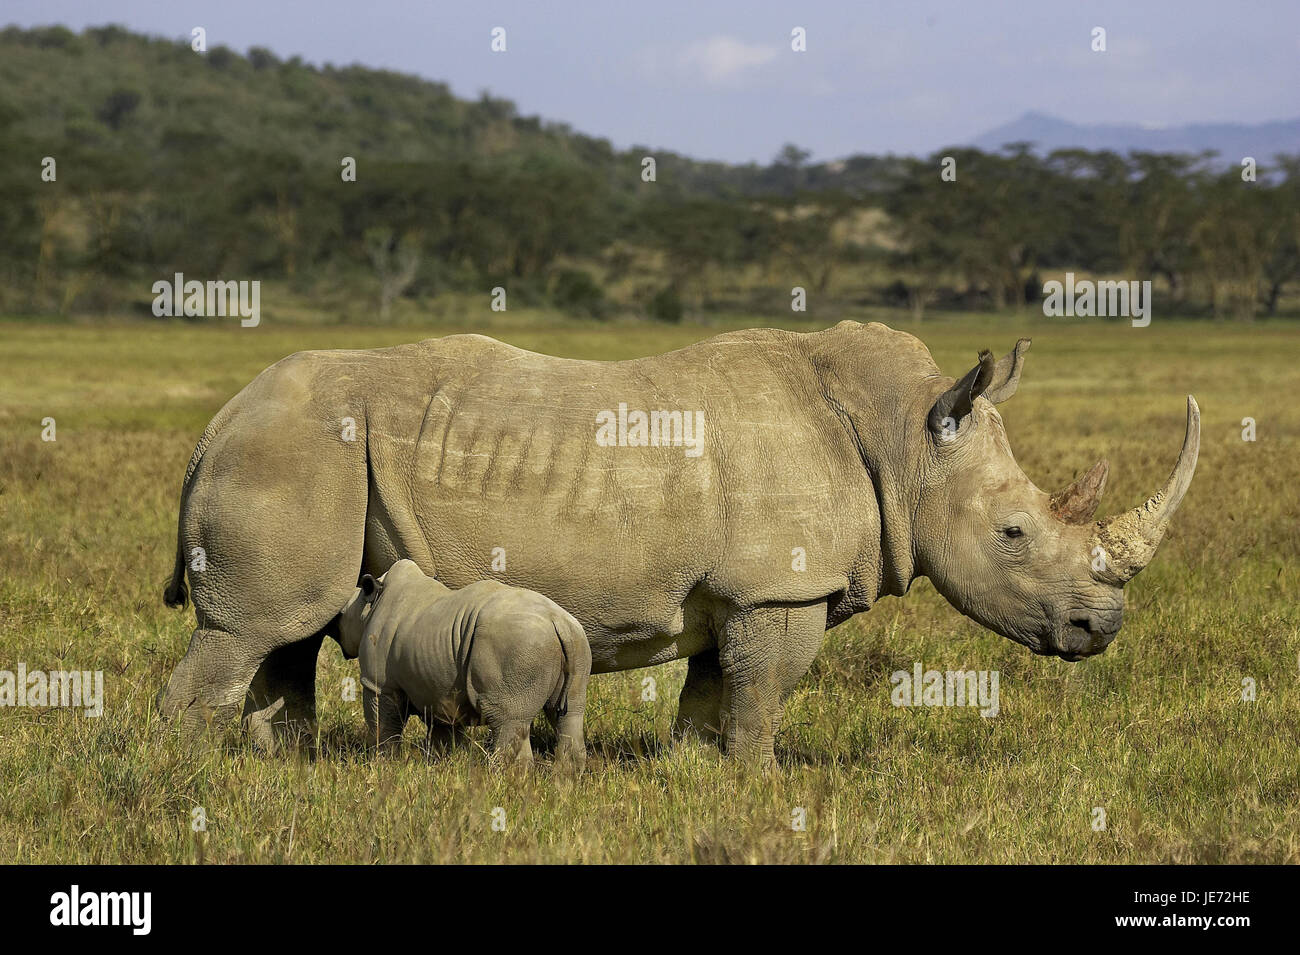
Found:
<box><xmin>1</xmin><ymin>310</ymin><xmax>1298</xmax><ymax>863</ymax></box>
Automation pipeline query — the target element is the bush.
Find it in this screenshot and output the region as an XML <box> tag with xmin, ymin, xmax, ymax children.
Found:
<box><xmin>248</xmin><ymin>46</ymin><xmax>280</xmax><ymax>70</ymax></box>
<box><xmin>644</xmin><ymin>283</ymin><xmax>686</xmax><ymax>324</ymax></box>
<box><xmin>646</xmin><ymin>284</ymin><xmax>684</xmax><ymax>323</ymax></box>
<box><xmin>549</xmin><ymin>267</ymin><xmax>605</xmax><ymax>318</ymax></box>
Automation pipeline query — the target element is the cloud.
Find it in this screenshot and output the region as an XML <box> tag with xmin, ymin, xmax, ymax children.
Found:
<box><xmin>640</xmin><ymin>35</ymin><xmax>779</xmax><ymax>88</ymax></box>
<box><xmin>685</xmin><ymin>36</ymin><xmax>778</xmax><ymax>83</ymax></box>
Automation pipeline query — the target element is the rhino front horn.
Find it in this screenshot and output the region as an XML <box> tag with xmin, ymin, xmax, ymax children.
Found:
<box><xmin>1093</xmin><ymin>396</ymin><xmax>1201</xmax><ymax>583</ymax></box>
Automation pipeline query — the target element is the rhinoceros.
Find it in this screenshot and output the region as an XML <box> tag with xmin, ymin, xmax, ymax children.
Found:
<box><xmin>159</xmin><ymin>321</ymin><xmax>1199</xmax><ymax>763</ymax></box>
<box><xmin>337</xmin><ymin>559</ymin><xmax>591</xmax><ymax>769</ymax></box>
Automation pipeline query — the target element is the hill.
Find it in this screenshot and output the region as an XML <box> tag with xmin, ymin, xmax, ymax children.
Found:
<box><xmin>972</xmin><ymin>111</ymin><xmax>1300</xmax><ymax>163</ymax></box>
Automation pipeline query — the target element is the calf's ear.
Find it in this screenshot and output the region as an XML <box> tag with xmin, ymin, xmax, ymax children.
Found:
<box><xmin>928</xmin><ymin>350</ymin><xmax>995</xmax><ymax>437</ymax></box>
<box><xmin>360</xmin><ymin>574</ymin><xmax>378</xmax><ymax>600</ymax></box>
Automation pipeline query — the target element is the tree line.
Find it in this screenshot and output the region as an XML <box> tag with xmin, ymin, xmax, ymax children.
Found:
<box><xmin>1</xmin><ymin>25</ymin><xmax>1297</xmax><ymax>321</ymax></box>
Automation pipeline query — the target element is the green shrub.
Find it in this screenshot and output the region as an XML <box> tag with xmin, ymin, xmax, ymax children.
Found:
<box><xmin>646</xmin><ymin>284</ymin><xmax>683</xmax><ymax>323</ymax></box>
<box><xmin>549</xmin><ymin>267</ymin><xmax>606</xmax><ymax>318</ymax></box>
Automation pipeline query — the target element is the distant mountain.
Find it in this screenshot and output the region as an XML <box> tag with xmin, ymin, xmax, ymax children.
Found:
<box><xmin>970</xmin><ymin>111</ymin><xmax>1300</xmax><ymax>163</ymax></box>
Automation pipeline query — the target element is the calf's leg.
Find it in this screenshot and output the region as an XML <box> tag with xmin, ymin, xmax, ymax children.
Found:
<box><xmin>485</xmin><ymin>718</ymin><xmax>534</xmax><ymax>768</ymax></box>
<box><xmin>547</xmin><ymin>683</ymin><xmax>588</xmax><ymax>773</ymax></box>
<box><xmin>363</xmin><ymin>687</ymin><xmax>410</xmax><ymax>754</ymax></box>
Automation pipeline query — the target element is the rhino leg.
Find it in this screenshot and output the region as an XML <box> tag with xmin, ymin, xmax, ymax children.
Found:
<box><xmin>674</xmin><ymin>650</ymin><xmax>724</xmax><ymax>743</ymax></box>
<box><xmin>164</xmin><ymin>605</ymin><xmax>349</xmax><ymax>752</ymax></box>
<box><xmin>548</xmin><ymin>676</ymin><xmax>589</xmax><ymax>774</ymax></box>
<box><xmin>242</xmin><ymin>633</ymin><xmax>326</xmax><ymax>751</ymax></box>
<box><xmin>487</xmin><ymin>718</ymin><xmax>534</xmax><ymax>768</ymax></box>
<box><xmin>551</xmin><ymin>713</ymin><xmax>586</xmax><ymax>773</ymax></box>
<box><xmin>423</xmin><ymin>719</ymin><xmax>464</xmax><ymax>756</ymax></box>
<box><xmin>363</xmin><ymin>686</ymin><xmax>410</xmax><ymax>754</ymax></box>
<box><xmin>480</xmin><ymin>675</ymin><xmax>545</xmax><ymax>768</ymax></box>
<box><xmin>477</xmin><ymin>687</ymin><xmax>541</xmax><ymax>769</ymax></box>
<box><xmin>471</xmin><ymin>614</ymin><xmax>571</xmax><ymax>769</ymax></box>
<box><xmin>160</xmin><ymin>368</ymin><xmax>370</xmax><ymax>750</ymax></box>
<box><xmin>161</xmin><ymin>627</ymin><xmax>329</xmax><ymax>750</ymax></box>
<box><xmin>716</xmin><ymin>602</ymin><xmax>827</xmax><ymax>767</ymax></box>
<box><xmin>157</xmin><ymin>627</ymin><xmax>266</xmax><ymax>734</ymax></box>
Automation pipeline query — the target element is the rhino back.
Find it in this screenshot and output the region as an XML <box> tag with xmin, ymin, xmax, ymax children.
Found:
<box><xmin>194</xmin><ymin>327</ymin><xmax>892</xmax><ymax>671</ymax></box>
<box><xmin>355</xmin><ymin>333</ymin><xmax>874</xmax><ymax>634</ymax></box>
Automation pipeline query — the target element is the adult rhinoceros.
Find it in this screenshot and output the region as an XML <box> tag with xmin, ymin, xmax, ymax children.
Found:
<box><xmin>159</xmin><ymin>321</ymin><xmax>1199</xmax><ymax>762</ymax></box>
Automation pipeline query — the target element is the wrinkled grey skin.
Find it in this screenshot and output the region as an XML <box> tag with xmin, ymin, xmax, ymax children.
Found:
<box><xmin>159</xmin><ymin>321</ymin><xmax>1198</xmax><ymax>765</ymax></box>
<box><xmin>338</xmin><ymin>559</ymin><xmax>590</xmax><ymax>769</ymax></box>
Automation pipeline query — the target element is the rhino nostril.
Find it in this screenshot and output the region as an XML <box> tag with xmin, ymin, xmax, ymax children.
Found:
<box><xmin>1068</xmin><ymin>612</ymin><xmax>1096</xmax><ymax>633</ymax></box>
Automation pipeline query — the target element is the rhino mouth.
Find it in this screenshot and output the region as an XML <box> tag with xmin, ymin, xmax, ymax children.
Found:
<box><xmin>1044</xmin><ymin>607</ymin><xmax>1122</xmax><ymax>661</ymax></box>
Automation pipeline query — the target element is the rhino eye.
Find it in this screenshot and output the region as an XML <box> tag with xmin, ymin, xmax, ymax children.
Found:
<box><xmin>1003</xmin><ymin>526</ymin><xmax>1024</xmax><ymax>539</ymax></box>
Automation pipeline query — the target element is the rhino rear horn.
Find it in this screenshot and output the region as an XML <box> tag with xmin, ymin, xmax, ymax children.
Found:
<box><xmin>928</xmin><ymin>350</ymin><xmax>996</xmax><ymax>435</ymax></box>
<box><xmin>1050</xmin><ymin>459</ymin><xmax>1109</xmax><ymax>524</ymax></box>
<box><xmin>984</xmin><ymin>339</ymin><xmax>1031</xmax><ymax>404</ymax></box>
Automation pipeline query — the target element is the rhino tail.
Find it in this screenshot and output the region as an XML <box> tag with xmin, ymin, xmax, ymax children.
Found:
<box><xmin>551</xmin><ymin>616</ymin><xmax>590</xmax><ymax>718</ymax></box>
<box><xmin>163</xmin><ymin>539</ymin><xmax>188</xmax><ymax>609</ymax></box>
<box><xmin>164</xmin><ymin>401</ymin><xmax>236</xmax><ymax>609</ymax></box>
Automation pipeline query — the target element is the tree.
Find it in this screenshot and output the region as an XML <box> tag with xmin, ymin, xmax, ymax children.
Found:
<box><xmin>364</xmin><ymin>228</ymin><xmax>421</xmax><ymax>320</ymax></box>
<box><xmin>1121</xmin><ymin>153</ymin><xmax>1203</xmax><ymax>303</ymax></box>
<box><xmin>772</xmin><ymin>143</ymin><xmax>813</xmax><ymax>194</ymax></box>
<box><xmin>764</xmin><ymin>191</ymin><xmax>858</xmax><ymax>296</ymax></box>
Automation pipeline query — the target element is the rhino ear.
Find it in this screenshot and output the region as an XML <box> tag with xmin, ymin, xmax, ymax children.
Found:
<box><xmin>928</xmin><ymin>350</ymin><xmax>996</xmax><ymax>436</ymax></box>
<box><xmin>360</xmin><ymin>574</ymin><xmax>378</xmax><ymax>600</ymax></box>
<box><xmin>983</xmin><ymin>339</ymin><xmax>1030</xmax><ymax>404</ymax></box>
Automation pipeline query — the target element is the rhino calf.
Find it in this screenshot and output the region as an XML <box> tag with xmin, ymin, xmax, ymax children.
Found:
<box><xmin>337</xmin><ymin>559</ymin><xmax>591</xmax><ymax>770</ymax></box>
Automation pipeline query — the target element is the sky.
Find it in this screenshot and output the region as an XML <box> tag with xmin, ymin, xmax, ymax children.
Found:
<box><xmin>5</xmin><ymin>0</ymin><xmax>1299</xmax><ymax>164</ymax></box>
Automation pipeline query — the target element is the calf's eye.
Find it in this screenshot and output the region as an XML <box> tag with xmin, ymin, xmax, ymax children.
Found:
<box><xmin>1004</xmin><ymin>526</ymin><xmax>1024</xmax><ymax>539</ymax></box>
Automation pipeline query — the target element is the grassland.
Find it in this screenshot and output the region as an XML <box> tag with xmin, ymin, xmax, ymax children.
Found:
<box><xmin>1</xmin><ymin>309</ymin><xmax>1298</xmax><ymax>863</ymax></box>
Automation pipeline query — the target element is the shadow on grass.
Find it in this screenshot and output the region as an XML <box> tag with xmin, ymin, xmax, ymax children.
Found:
<box><xmin>306</xmin><ymin>720</ymin><xmax>680</xmax><ymax>769</ymax></box>
<box><xmin>298</xmin><ymin>714</ymin><xmax>856</xmax><ymax>770</ymax></box>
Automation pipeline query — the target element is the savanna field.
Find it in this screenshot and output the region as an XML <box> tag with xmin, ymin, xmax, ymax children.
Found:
<box><xmin>1</xmin><ymin>311</ymin><xmax>1297</xmax><ymax>864</ymax></box>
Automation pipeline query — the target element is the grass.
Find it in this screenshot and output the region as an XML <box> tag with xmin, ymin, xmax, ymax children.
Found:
<box><xmin>1</xmin><ymin>309</ymin><xmax>1298</xmax><ymax>863</ymax></box>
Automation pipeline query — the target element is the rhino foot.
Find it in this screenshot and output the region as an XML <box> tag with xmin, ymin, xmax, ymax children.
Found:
<box><xmin>489</xmin><ymin>719</ymin><xmax>535</xmax><ymax>770</ymax></box>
